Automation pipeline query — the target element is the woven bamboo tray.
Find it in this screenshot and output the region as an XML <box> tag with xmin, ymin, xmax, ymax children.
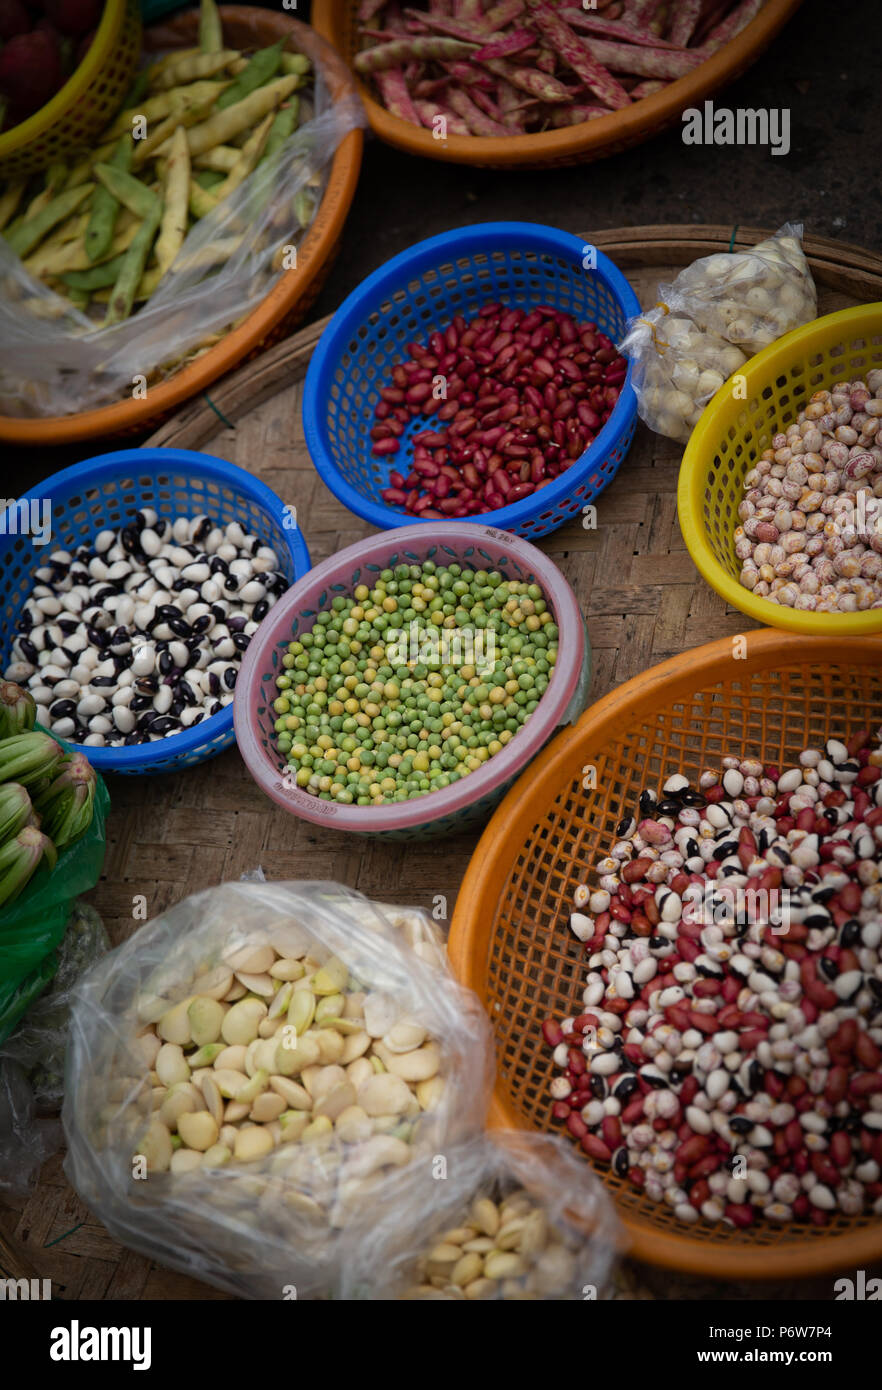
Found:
<box><xmin>2</xmin><ymin>225</ymin><xmax>881</xmax><ymax>1301</ymax></box>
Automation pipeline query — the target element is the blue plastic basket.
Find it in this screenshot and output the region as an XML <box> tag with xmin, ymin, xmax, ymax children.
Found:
<box><xmin>303</xmin><ymin>222</ymin><xmax>640</xmax><ymax>540</ymax></box>
<box><xmin>0</xmin><ymin>448</ymin><xmax>310</xmax><ymax>777</ymax></box>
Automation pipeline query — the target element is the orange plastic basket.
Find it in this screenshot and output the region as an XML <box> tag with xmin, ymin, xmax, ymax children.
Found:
<box><xmin>0</xmin><ymin>0</ymin><xmax>141</xmax><ymax>181</ymax></box>
<box><xmin>0</xmin><ymin>7</ymin><xmax>363</xmax><ymax>447</ymax></box>
<box><xmin>448</xmin><ymin>628</ymin><xmax>882</xmax><ymax>1279</ymax></box>
<box><xmin>312</xmin><ymin>0</ymin><xmax>803</xmax><ymax>170</ymax></box>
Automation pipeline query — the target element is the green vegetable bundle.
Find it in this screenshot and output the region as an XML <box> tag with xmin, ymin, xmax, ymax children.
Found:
<box><xmin>0</xmin><ymin>684</ymin><xmax>109</xmax><ymax>1044</ymax></box>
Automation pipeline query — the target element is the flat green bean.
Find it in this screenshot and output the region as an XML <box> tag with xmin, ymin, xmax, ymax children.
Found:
<box><xmin>86</xmin><ymin>136</ymin><xmax>131</xmax><ymax>263</ymax></box>
<box><xmin>104</xmin><ymin>200</ymin><xmax>162</xmax><ymax>325</ymax></box>
<box><xmin>4</xmin><ymin>184</ymin><xmax>93</xmax><ymax>260</ymax></box>
<box><xmin>216</xmin><ymin>41</ymin><xmax>284</xmax><ymax>111</ymax></box>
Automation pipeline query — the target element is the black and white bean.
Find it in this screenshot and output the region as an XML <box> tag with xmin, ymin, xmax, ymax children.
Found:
<box><xmin>5</xmin><ymin>513</ymin><xmax>285</xmax><ymax>748</ymax></box>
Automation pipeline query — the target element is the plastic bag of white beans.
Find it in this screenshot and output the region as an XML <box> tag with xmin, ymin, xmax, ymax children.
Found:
<box><xmin>62</xmin><ymin>880</ymin><xmax>494</xmax><ymax>1300</ymax></box>
<box><xmin>338</xmin><ymin>1129</ymin><xmax>621</xmax><ymax>1301</ymax></box>
<box><xmin>620</xmin><ymin>225</ymin><xmax>817</xmax><ymax>443</ymax></box>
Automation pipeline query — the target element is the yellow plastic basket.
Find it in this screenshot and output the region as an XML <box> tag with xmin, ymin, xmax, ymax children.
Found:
<box><xmin>0</xmin><ymin>0</ymin><xmax>142</xmax><ymax>180</ymax></box>
<box><xmin>678</xmin><ymin>302</ymin><xmax>882</xmax><ymax>636</ymax></box>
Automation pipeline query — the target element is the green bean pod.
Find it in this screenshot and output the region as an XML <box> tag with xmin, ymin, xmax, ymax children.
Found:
<box><xmin>104</xmin><ymin>199</ymin><xmax>162</xmax><ymax>326</ymax></box>
<box><xmin>86</xmin><ymin>136</ymin><xmax>132</xmax><ymax>263</ymax></box>
<box><xmin>216</xmin><ymin>40</ymin><xmax>284</xmax><ymax>111</ymax></box>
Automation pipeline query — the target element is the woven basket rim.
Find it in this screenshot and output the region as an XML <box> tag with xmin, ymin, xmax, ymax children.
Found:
<box><xmin>312</xmin><ymin>0</ymin><xmax>804</xmax><ymax>168</ymax></box>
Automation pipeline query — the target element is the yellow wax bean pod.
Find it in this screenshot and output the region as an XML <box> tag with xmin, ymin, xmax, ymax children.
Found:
<box><xmin>153</xmin><ymin>50</ymin><xmax>241</xmax><ymax>90</ymax></box>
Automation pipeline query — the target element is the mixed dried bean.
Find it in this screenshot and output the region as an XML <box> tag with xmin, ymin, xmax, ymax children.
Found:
<box><xmin>545</xmin><ymin>732</ymin><xmax>882</xmax><ymax>1229</ymax></box>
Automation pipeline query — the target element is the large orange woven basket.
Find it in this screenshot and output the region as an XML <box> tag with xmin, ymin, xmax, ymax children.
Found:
<box><xmin>448</xmin><ymin>628</ymin><xmax>882</xmax><ymax>1279</ymax></box>
<box><xmin>312</xmin><ymin>0</ymin><xmax>802</xmax><ymax>170</ymax></box>
<box><xmin>0</xmin><ymin>8</ymin><xmax>363</xmax><ymax>447</ymax></box>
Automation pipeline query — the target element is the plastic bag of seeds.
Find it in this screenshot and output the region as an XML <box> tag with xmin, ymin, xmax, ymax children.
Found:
<box><xmin>62</xmin><ymin>880</ymin><xmax>494</xmax><ymax>1300</ymax></box>
<box><xmin>659</xmin><ymin>224</ymin><xmax>817</xmax><ymax>354</ymax></box>
<box><xmin>619</xmin><ymin>224</ymin><xmax>817</xmax><ymax>443</ymax></box>
<box><xmin>338</xmin><ymin>1129</ymin><xmax>622</xmax><ymax>1301</ymax></box>
<box><xmin>618</xmin><ymin>309</ymin><xmax>748</xmax><ymax>443</ymax></box>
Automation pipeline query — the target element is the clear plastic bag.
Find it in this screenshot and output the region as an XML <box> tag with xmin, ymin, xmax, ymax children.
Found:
<box><xmin>338</xmin><ymin>1129</ymin><xmax>622</xmax><ymax>1301</ymax></box>
<box><xmin>619</xmin><ymin>309</ymin><xmax>748</xmax><ymax>443</ymax></box>
<box><xmin>0</xmin><ymin>45</ymin><xmax>364</xmax><ymax>419</ymax></box>
<box><xmin>0</xmin><ymin>1057</ymin><xmax>62</xmax><ymax>1196</ymax></box>
<box><xmin>660</xmin><ymin>224</ymin><xmax>817</xmax><ymax>354</ymax></box>
<box><xmin>619</xmin><ymin>225</ymin><xmax>817</xmax><ymax>443</ymax></box>
<box><xmin>62</xmin><ymin>880</ymin><xmax>493</xmax><ymax>1300</ymax></box>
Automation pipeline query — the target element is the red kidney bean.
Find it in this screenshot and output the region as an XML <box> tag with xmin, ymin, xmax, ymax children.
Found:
<box><xmin>580</xmin><ymin>1134</ymin><xmax>612</xmax><ymax>1163</ymax></box>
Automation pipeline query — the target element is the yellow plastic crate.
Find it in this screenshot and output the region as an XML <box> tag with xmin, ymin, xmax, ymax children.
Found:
<box><xmin>678</xmin><ymin>302</ymin><xmax>882</xmax><ymax>635</ymax></box>
<box><xmin>0</xmin><ymin>0</ymin><xmax>141</xmax><ymax>181</ymax></box>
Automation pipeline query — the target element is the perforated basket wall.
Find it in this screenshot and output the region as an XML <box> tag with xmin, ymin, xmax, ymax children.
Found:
<box><xmin>449</xmin><ymin>631</ymin><xmax>882</xmax><ymax>1278</ymax></box>
<box><xmin>679</xmin><ymin>303</ymin><xmax>882</xmax><ymax>636</ymax></box>
<box><xmin>0</xmin><ymin>0</ymin><xmax>142</xmax><ymax>180</ymax></box>
<box><xmin>0</xmin><ymin>448</ymin><xmax>310</xmax><ymax>776</ymax></box>
<box><xmin>302</xmin><ymin>223</ymin><xmax>639</xmax><ymax>540</ymax></box>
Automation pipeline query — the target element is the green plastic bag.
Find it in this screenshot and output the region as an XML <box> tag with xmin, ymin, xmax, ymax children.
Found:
<box><xmin>0</xmin><ymin>758</ymin><xmax>109</xmax><ymax>1046</ymax></box>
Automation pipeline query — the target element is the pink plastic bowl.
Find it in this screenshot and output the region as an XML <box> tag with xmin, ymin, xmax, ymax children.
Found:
<box><xmin>234</xmin><ymin>522</ymin><xmax>590</xmax><ymax>839</ymax></box>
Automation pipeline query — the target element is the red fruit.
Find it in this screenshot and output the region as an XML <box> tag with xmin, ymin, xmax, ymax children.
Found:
<box><xmin>0</xmin><ymin>29</ymin><xmax>63</xmax><ymax>124</ymax></box>
<box><xmin>0</xmin><ymin>0</ymin><xmax>30</xmax><ymax>40</ymax></box>
<box><xmin>43</xmin><ymin>0</ymin><xmax>100</xmax><ymax>36</ymax></box>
